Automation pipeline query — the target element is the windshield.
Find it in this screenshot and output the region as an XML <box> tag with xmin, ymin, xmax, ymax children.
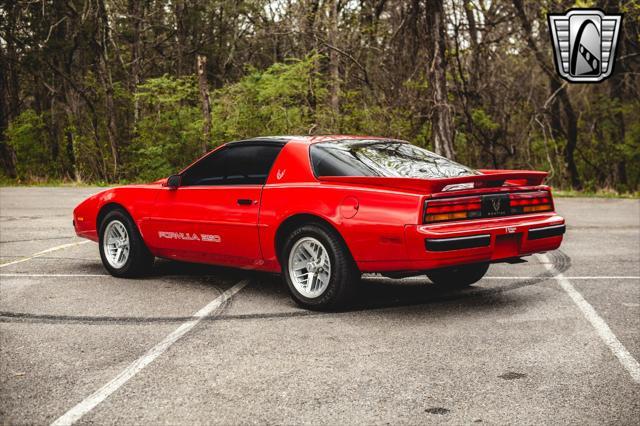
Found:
<box><xmin>310</xmin><ymin>140</ymin><xmax>479</xmax><ymax>179</ymax></box>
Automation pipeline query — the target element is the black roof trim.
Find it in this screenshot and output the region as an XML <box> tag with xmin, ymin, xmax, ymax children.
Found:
<box><xmin>226</xmin><ymin>137</ymin><xmax>290</xmax><ymax>147</ymax></box>
<box><xmin>245</xmin><ymin>136</ymin><xmax>301</xmax><ymax>141</ymax></box>
<box><xmin>244</xmin><ymin>135</ymin><xmax>304</xmax><ymax>142</ymax></box>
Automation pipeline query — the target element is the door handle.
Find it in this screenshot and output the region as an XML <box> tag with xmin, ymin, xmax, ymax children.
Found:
<box><xmin>237</xmin><ymin>198</ymin><xmax>253</xmax><ymax>206</ymax></box>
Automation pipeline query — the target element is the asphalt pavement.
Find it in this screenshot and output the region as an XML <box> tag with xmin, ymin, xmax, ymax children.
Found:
<box><xmin>1</xmin><ymin>187</ymin><xmax>638</xmax><ymax>425</ymax></box>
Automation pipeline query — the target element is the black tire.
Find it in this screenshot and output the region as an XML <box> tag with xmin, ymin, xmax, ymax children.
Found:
<box><xmin>98</xmin><ymin>209</ymin><xmax>154</xmax><ymax>277</ymax></box>
<box><xmin>426</xmin><ymin>262</ymin><xmax>490</xmax><ymax>288</ymax></box>
<box><xmin>281</xmin><ymin>223</ymin><xmax>359</xmax><ymax>310</ymax></box>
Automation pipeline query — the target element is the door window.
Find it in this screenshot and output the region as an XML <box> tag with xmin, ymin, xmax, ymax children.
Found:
<box><xmin>181</xmin><ymin>144</ymin><xmax>283</xmax><ymax>186</ymax></box>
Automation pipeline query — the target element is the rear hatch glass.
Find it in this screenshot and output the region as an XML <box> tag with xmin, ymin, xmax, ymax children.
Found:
<box><xmin>311</xmin><ymin>140</ymin><xmax>479</xmax><ymax>179</ymax></box>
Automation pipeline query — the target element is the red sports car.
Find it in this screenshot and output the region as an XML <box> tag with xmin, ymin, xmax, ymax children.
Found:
<box><xmin>74</xmin><ymin>136</ymin><xmax>565</xmax><ymax>309</ymax></box>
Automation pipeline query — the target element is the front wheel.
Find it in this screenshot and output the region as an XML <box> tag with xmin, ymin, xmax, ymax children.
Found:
<box><xmin>426</xmin><ymin>262</ymin><xmax>490</xmax><ymax>288</ymax></box>
<box><xmin>282</xmin><ymin>224</ymin><xmax>359</xmax><ymax>310</ymax></box>
<box><xmin>99</xmin><ymin>209</ymin><xmax>154</xmax><ymax>277</ymax></box>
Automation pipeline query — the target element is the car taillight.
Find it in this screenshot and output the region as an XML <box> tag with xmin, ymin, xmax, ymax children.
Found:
<box><xmin>424</xmin><ymin>196</ymin><xmax>482</xmax><ymax>223</ymax></box>
<box><xmin>424</xmin><ymin>190</ymin><xmax>554</xmax><ymax>223</ymax></box>
<box><xmin>509</xmin><ymin>191</ymin><xmax>553</xmax><ymax>214</ymax></box>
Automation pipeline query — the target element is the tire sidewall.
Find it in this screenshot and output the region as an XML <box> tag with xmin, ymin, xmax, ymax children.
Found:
<box><xmin>99</xmin><ymin>210</ymin><xmax>143</xmax><ymax>277</ymax></box>
<box><xmin>282</xmin><ymin>225</ymin><xmax>345</xmax><ymax>309</ymax></box>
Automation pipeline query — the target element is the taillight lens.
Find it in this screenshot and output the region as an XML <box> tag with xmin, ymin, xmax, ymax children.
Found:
<box><xmin>509</xmin><ymin>191</ymin><xmax>553</xmax><ymax>214</ymax></box>
<box><xmin>424</xmin><ymin>190</ymin><xmax>554</xmax><ymax>223</ymax></box>
<box><xmin>424</xmin><ymin>196</ymin><xmax>482</xmax><ymax>223</ymax></box>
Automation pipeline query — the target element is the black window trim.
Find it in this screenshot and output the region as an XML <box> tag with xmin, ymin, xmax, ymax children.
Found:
<box><xmin>179</xmin><ymin>140</ymin><xmax>287</xmax><ymax>187</ymax></box>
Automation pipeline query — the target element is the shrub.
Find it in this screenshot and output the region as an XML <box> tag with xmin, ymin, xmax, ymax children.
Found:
<box><xmin>6</xmin><ymin>110</ymin><xmax>53</xmax><ymax>180</ymax></box>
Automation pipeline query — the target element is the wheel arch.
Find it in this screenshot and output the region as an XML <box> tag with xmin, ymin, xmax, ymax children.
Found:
<box><xmin>97</xmin><ymin>202</ymin><xmax>134</xmax><ymax>231</ymax></box>
<box><xmin>274</xmin><ymin>213</ymin><xmax>356</xmax><ymax>268</ymax></box>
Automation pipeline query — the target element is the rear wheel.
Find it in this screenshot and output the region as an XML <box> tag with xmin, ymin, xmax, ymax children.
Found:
<box><xmin>282</xmin><ymin>224</ymin><xmax>359</xmax><ymax>310</ymax></box>
<box><xmin>99</xmin><ymin>209</ymin><xmax>154</xmax><ymax>277</ymax></box>
<box><xmin>426</xmin><ymin>262</ymin><xmax>489</xmax><ymax>288</ymax></box>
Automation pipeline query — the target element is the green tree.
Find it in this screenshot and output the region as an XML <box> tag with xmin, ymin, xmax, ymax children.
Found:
<box><xmin>127</xmin><ymin>76</ymin><xmax>203</xmax><ymax>181</ymax></box>
<box><xmin>5</xmin><ymin>110</ymin><xmax>52</xmax><ymax>181</ymax></box>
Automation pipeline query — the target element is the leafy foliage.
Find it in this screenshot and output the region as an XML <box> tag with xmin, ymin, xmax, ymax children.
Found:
<box><xmin>211</xmin><ymin>55</ymin><xmax>327</xmax><ymax>141</ymax></box>
<box><xmin>127</xmin><ymin>76</ymin><xmax>203</xmax><ymax>181</ymax></box>
<box><xmin>5</xmin><ymin>110</ymin><xmax>51</xmax><ymax>180</ymax></box>
<box><xmin>1</xmin><ymin>0</ymin><xmax>638</xmax><ymax>192</ymax></box>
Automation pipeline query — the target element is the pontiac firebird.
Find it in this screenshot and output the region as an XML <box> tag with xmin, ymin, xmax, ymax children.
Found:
<box><xmin>73</xmin><ymin>136</ymin><xmax>565</xmax><ymax>309</ymax></box>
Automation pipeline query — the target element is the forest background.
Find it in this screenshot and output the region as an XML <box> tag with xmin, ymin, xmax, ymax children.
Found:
<box><xmin>1</xmin><ymin>0</ymin><xmax>638</xmax><ymax>193</ymax></box>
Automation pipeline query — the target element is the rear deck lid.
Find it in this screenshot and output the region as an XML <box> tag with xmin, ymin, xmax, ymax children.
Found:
<box><xmin>311</xmin><ymin>139</ymin><xmax>547</xmax><ymax>193</ymax></box>
<box><xmin>318</xmin><ymin>171</ymin><xmax>547</xmax><ymax>194</ymax></box>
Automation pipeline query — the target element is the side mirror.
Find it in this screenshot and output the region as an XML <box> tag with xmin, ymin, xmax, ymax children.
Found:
<box><xmin>165</xmin><ymin>174</ymin><xmax>182</xmax><ymax>190</ymax></box>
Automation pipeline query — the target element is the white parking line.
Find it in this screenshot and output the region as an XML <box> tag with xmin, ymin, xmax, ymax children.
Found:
<box><xmin>50</xmin><ymin>279</ymin><xmax>249</xmax><ymax>426</ymax></box>
<box><xmin>0</xmin><ymin>241</ymin><xmax>90</xmax><ymax>268</ymax></box>
<box><xmin>537</xmin><ymin>253</ymin><xmax>640</xmax><ymax>384</ymax></box>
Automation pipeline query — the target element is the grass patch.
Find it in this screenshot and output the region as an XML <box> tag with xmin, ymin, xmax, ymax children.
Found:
<box><xmin>553</xmin><ymin>189</ymin><xmax>639</xmax><ymax>199</ymax></box>
<box><xmin>0</xmin><ymin>176</ymin><xmax>113</xmax><ymax>187</ymax></box>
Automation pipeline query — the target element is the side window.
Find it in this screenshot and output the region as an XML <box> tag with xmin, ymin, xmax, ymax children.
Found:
<box><xmin>181</xmin><ymin>144</ymin><xmax>283</xmax><ymax>186</ymax></box>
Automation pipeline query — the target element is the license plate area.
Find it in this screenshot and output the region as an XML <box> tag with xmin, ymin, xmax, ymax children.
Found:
<box><xmin>493</xmin><ymin>233</ymin><xmax>521</xmax><ymax>259</ymax></box>
<box><xmin>482</xmin><ymin>194</ymin><xmax>510</xmax><ymax>218</ymax></box>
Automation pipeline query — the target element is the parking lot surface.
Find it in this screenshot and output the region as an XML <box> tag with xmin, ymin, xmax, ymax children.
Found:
<box><xmin>1</xmin><ymin>187</ymin><xmax>639</xmax><ymax>424</ymax></box>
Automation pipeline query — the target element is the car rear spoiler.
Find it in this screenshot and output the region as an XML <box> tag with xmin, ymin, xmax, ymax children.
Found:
<box><xmin>318</xmin><ymin>170</ymin><xmax>548</xmax><ymax>193</ymax></box>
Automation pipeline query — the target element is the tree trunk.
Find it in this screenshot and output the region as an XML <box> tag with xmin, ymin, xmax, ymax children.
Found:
<box><xmin>0</xmin><ymin>1</ymin><xmax>19</xmax><ymax>177</ymax></box>
<box><xmin>512</xmin><ymin>0</ymin><xmax>581</xmax><ymax>189</ymax></box>
<box><xmin>175</xmin><ymin>0</ymin><xmax>187</xmax><ymax>76</ymax></box>
<box><xmin>63</xmin><ymin>81</ymin><xmax>82</xmax><ymax>182</ymax></box>
<box><xmin>302</xmin><ymin>0</ymin><xmax>320</xmax><ymax>52</ymax></box>
<box><xmin>197</xmin><ymin>55</ymin><xmax>212</xmax><ymax>154</ymax></box>
<box><xmin>605</xmin><ymin>0</ymin><xmax>628</xmax><ymax>189</ymax></box>
<box><xmin>425</xmin><ymin>0</ymin><xmax>455</xmax><ymax>159</ymax></box>
<box><xmin>129</xmin><ymin>0</ymin><xmax>144</xmax><ymax>122</ymax></box>
<box><xmin>96</xmin><ymin>0</ymin><xmax>119</xmax><ymax>178</ymax></box>
<box><xmin>407</xmin><ymin>0</ymin><xmax>421</xmax><ymax>63</ymax></box>
<box><xmin>328</xmin><ymin>0</ymin><xmax>340</xmax><ymax>118</ymax></box>
<box><xmin>463</xmin><ymin>0</ymin><xmax>480</xmax><ymax>91</ymax></box>
<box><xmin>557</xmin><ymin>90</ymin><xmax>580</xmax><ymax>189</ymax></box>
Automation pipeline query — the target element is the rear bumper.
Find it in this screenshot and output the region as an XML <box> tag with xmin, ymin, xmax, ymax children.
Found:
<box><xmin>357</xmin><ymin>213</ymin><xmax>565</xmax><ymax>272</ymax></box>
<box><xmin>425</xmin><ymin>234</ymin><xmax>491</xmax><ymax>252</ymax></box>
<box><xmin>527</xmin><ymin>224</ymin><xmax>565</xmax><ymax>240</ymax></box>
